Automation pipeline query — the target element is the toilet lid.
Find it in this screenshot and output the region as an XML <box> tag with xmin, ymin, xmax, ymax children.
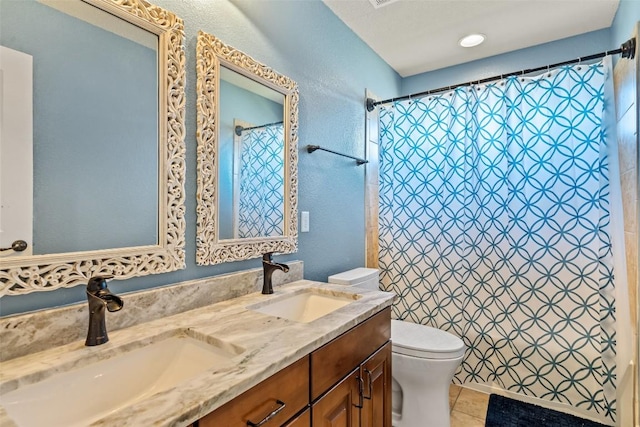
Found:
<box><xmin>391</xmin><ymin>320</ymin><xmax>465</xmax><ymax>359</ymax></box>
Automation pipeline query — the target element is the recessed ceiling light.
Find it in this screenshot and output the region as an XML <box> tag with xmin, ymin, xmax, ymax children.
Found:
<box><xmin>459</xmin><ymin>33</ymin><xmax>486</xmax><ymax>48</ymax></box>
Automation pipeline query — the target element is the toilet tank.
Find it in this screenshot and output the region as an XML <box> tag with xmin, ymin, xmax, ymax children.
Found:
<box><xmin>328</xmin><ymin>268</ymin><xmax>379</xmax><ymax>290</ymax></box>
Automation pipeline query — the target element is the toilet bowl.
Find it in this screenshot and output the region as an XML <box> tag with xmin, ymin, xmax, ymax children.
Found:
<box><xmin>328</xmin><ymin>268</ymin><xmax>465</xmax><ymax>427</ymax></box>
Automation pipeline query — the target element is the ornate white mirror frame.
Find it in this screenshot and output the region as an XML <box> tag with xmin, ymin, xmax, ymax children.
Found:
<box><xmin>195</xmin><ymin>30</ymin><xmax>298</xmax><ymax>265</ymax></box>
<box><xmin>0</xmin><ymin>0</ymin><xmax>186</xmax><ymax>296</ymax></box>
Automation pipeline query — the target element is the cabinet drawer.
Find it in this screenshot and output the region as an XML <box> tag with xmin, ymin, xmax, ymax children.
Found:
<box><xmin>284</xmin><ymin>408</ymin><xmax>310</xmax><ymax>427</ymax></box>
<box><xmin>199</xmin><ymin>356</ymin><xmax>310</xmax><ymax>427</ymax></box>
<box><xmin>310</xmin><ymin>307</ymin><xmax>391</xmax><ymax>400</ymax></box>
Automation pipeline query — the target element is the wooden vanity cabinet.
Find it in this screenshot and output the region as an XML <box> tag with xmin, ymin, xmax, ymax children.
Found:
<box><xmin>195</xmin><ymin>307</ymin><xmax>391</xmax><ymax>427</ymax></box>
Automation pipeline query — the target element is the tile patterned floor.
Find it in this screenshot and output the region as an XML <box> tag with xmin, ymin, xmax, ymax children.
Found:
<box><xmin>449</xmin><ymin>385</ymin><xmax>489</xmax><ymax>427</ymax></box>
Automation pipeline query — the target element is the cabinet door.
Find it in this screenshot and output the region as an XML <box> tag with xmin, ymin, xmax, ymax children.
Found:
<box><xmin>312</xmin><ymin>369</ymin><xmax>361</xmax><ymax>427</ymax></box>
<box><xmin>360</xmin><ymin>342</ymin><xmax>392</xmax><ymax>427</ymax></box>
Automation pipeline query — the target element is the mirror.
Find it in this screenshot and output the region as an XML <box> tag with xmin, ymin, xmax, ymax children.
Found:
<box><xmin>219</xmin><ymin>67</ymin><xmax>285</xmax><ymax>240</ymax></box>
<box><xmin>0</xmin><ymin>0</ymin><xmax>186</xmax><ymax>296</ymax></box>
<box><xmin>196</xmin><ymin>30</ymin><xmax>298</xmax><ymax>265</ymax></box>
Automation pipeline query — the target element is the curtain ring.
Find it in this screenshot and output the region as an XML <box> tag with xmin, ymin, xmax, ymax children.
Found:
<box><xmin>547</xmin><ymin>64</ymin><xmax>551</xmax><ymax>77</ymax></box>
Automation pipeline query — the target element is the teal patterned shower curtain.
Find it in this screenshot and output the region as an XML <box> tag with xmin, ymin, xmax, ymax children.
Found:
<box><xmin>378</xmin><ymin>60</ymin><xmax>619</xmax><ymax>422</ymax></box>
<box><xmin>237</xmin><ymin>124</ymin><xmax>284</xmax><ymax>238</ymax></box>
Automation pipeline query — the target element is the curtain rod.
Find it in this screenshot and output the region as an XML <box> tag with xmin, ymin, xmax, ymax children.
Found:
<box><xmin>367</xmin><ymin>37</ymin><xmax>636</xmax><ymax>112</ymax></box>
<box><xmin>306</xmin><ymin>145</ymin><xmax>368</xmax><ymax>165</ymax></box>
<box><xmin>235</xmin><ymin>121</ymin><xmax>283</xmax><ymax>136</ymax></box>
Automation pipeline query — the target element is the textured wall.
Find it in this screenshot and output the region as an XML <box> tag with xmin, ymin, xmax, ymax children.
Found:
<box><xmin>0</xmin><ymin>0</ymin><xmax>401</xmax><ymax>316</ymax></box>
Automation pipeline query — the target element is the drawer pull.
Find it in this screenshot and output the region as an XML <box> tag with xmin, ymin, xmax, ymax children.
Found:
<box><xmin>355</xmin><ymin>376</ymin><xmax>364</xmax><ymax>409</ymax></box>
<box><xmin>363</xmin><ymin>369</ymin><xmax>373</xmax><ymax>400</ymax></box>
<box><xmin>246</xmin><ymin>399</ymin><xmax>286</xmax><ymax>427</ymax></box>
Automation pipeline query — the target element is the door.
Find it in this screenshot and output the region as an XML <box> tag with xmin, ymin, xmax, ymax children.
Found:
<box><xmin>0</xmin><ymin>46</ymin><xmax>33</xmax><ymax>257</ymax></box>
<box><xmin>312</xmin><ymin>369</ymin><xmax>361</xmax><ymax>427</ymax></box>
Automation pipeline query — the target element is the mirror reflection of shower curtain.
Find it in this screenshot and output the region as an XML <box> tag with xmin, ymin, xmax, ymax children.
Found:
<box><xmin>378</xmin><ymin>58</ymin><xmax>628</xmax><ymax>424</ymax></box>
<box><xmin>234</xmin><ymin>124</ymin><xmax>284</xmax><ymax>238</ymax></box>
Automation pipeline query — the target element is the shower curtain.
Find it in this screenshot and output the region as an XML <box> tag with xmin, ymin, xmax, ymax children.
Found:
<box><xmin>236</xmin><ymin>124</ymin><xmax>284</xmax><ymax>238</ymax></box>
<box><xmin>378</xmin><ymin>59</ymin><xmax>626</xmax><ymax>422</ymax></box>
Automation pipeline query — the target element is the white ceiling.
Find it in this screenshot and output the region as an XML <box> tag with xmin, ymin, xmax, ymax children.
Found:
<box><xmin>322</xmin><ymin>0</ymin><xmax>620</xmax><ymax>77</ymax></box>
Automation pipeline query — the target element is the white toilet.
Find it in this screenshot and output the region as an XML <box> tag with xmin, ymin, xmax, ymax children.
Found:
<box><xmin>328</xmin><ymin>268</ymin><xmax>465</xmax><ymax>427</ymax></box>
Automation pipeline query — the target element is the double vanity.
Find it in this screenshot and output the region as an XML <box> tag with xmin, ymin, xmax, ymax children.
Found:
<box><xmin>0</xmin><ymin>277</ymin><xmax>394</xmax><ymax>426</ymax></box>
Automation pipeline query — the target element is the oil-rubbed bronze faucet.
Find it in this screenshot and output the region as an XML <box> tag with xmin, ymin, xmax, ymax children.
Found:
<box><xmin>85</xmin><ymin>275</ymin><xmax>123</xmax><ymax>346</ymax></box>
<box><xmin>262</xmin><ymin>253</ymin><xmax>289</xmax><ymax>294</ymax></box>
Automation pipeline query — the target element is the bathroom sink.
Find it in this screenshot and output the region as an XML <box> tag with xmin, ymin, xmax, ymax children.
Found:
<box><xmin>0</xmin><ymin>330</ymin><xmax>244</xmax><ymax>427</ymax></box>
<box><xmin>248</xmin><ymin>289</ymin><xmax>359</xmax><ymax>323</ymax></box>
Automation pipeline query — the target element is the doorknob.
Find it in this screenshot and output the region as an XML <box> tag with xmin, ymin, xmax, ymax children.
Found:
<box><xmin>0</xmin><ymin>240</ymin><xmax>28</xmax><ymax>252</ymax></box>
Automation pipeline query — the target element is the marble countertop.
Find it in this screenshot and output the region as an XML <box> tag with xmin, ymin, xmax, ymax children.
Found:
<box><xmin>0</xmin><ymin>280</ymin><xmax>395</xmax><ymax>426</ymax></box>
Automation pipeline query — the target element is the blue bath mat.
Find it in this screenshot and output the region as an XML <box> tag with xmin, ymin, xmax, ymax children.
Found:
<box><xmin>485</xmin><ymin>394</ymin><xmax>609</xmax><ymax>427</ymax></box>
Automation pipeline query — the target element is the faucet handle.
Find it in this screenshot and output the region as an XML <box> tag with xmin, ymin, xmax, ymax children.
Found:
<box><xmin>87</xmin><ymin>275</ymin><xmax>114</xmax><ymax>292</ymax></box>
<box><xmin>262</xmin><ymin>252</ymin><xmax>274</xmax><ymax>262</ymax></box>
<box><xmin>86</xmin><ymin>275</ymin><xmax>123</xmax><ymax>313</ymax></box>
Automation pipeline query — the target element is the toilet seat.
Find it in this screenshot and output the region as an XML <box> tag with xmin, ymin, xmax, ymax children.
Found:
<box><xmin>391</xmin><ymin>319</ymin><xmax>465</xmax><ymax>359</ymax></box>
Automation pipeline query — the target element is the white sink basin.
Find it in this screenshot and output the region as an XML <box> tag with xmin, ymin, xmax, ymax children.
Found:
<box><xmin>248</xmin><ymin>289</ymin><xmax>359</xmax><ymax>323</ymax></box>
<box><xmin>0</xmin><ymin>330</ymin><xmax>244</xmax><ymax>427</ymax></box>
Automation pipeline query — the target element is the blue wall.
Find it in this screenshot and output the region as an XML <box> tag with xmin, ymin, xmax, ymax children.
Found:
<box><xmin>611</xmin><ymin>0</ymin><xmax>640</xmax><ymax>51</ymax></box>
<box><xmin>0</xmin><ymin>0</ymin><xmax>401</xmax><ymax>315</ymax></box>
